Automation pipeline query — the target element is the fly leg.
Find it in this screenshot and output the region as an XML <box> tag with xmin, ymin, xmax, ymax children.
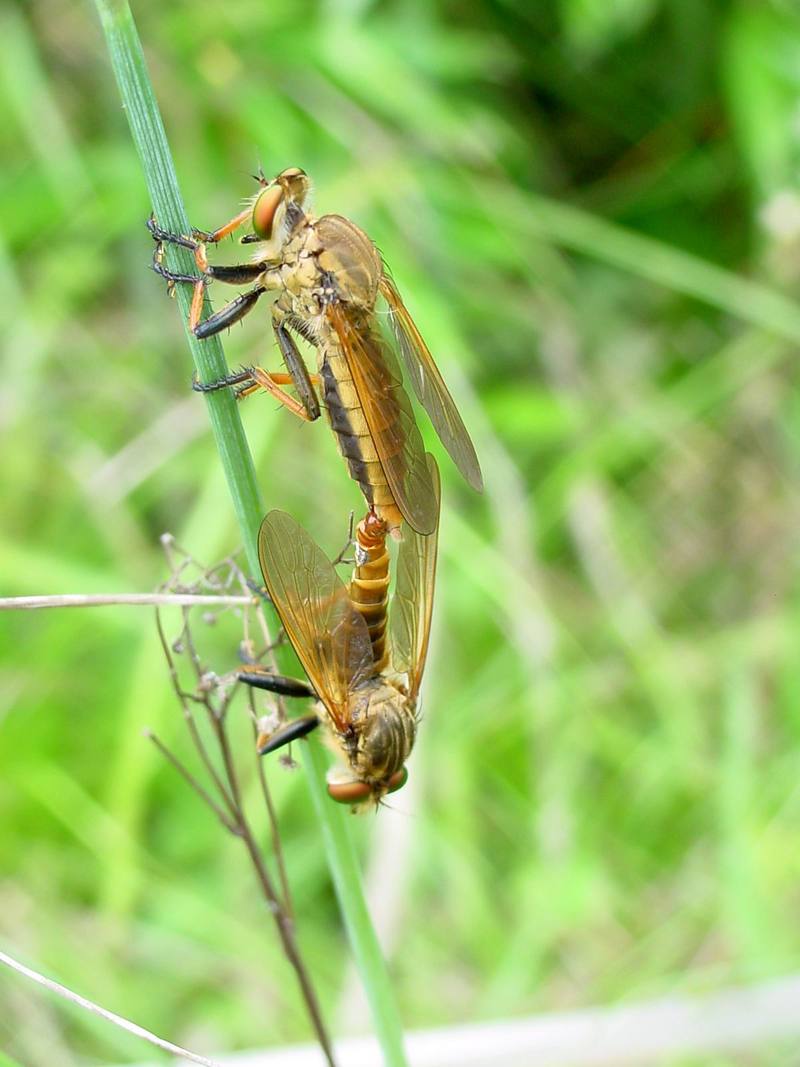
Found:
<box><xmin>238</xmin><ymin>667</ymin><xmax>320</xmax><ymax>755</ymax></box>
<box><xmin>192</xmin><ymin>364</ymin><xmax>320</xmax><ymax>422</ymax></box>
<box><xmin>148</xmin><ymin>216</ymin><xmax>320</xmax><ymax>421</ymax></box>
<box><xmin>272</xmin><ymin>308</ymin><xmax>320</xmax><ymax>420</ymax></box>
<box><xmin>191</xmin><ymin>305</ymin><xmax>322</xmax><ymax>422</ymax></box>
<box><xmin>190</xmin><ymin>205</ymin><xmax>255</xmax><ymax>245</ymax></box>
<box><xmin>239</xmin><ymin>669</ymin><xmax>316</xmax><ymax>699</ymax></box>
<box><xmin>235</xmin><ymin>309</ymin><xmax>322</xmax><ymax>420</ymax></box>
<box><xmin>148</xmin><ymin>207</ymin><xmax>254</xmax><ymax>257</ymax></box>
<box><xmin>149</xmin><ymin>228</ymin><xmax>264</xmax><ymax>287</ymax></box>
<box><xmin>256</xmin><ymin>714</ymin><xmax>321</xmax><ymax>755</ymax></box>
<box><xmin>191</xmin><ymin>285</ymin><xmax>267</xmax><ymax>338</ymax></box>
<box><xmin>331</xmin><ymin>511</ymin><xmax>356</xmax><ymax>566</ymax></box>
<box><xmin>148</xmin><ymin>216</ymin><xmax>268</xmax><ymax>283</ymax></box>
<box><xmin>247</xmin><ymin>366</ymin><xmax>319</xmax><ymax>421</ymax></box>
<box><xmin>149</xmin><ymin>216</ymin><xmax>268</xmax><ymax>332</ymax></box>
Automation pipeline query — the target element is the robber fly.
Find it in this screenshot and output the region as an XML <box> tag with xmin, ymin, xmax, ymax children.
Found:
<box><xmin>148</xmin><ymin>167</ymin><xmax>482</xmax><ymax>535</ymax></box>
<box><xmin>239</xmin><ymin>454</ymin><xmax>440</xmax><ymax>808</ymax></box>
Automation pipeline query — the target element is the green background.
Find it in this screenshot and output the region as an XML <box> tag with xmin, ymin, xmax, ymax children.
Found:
<box><xmin>2</xmin><ymin>0</ymin><xmax>800</xmax><ymax>1062</ymax></box>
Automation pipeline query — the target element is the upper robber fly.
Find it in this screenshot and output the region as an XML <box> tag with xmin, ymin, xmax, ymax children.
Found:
<box><xmin>149</xmin><ymin>167</ymin><xmax>482</xmax><ymax>536</ymax></box>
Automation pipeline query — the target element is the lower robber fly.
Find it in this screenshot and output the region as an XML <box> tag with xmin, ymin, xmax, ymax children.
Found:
<box><xmin>240</xmin><ymin>454</ymin><xmax>440</xmax><ymax>808</ymax></box>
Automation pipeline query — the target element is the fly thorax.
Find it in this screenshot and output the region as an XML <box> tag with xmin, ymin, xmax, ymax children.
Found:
<box><xmin>314</xmin><ymin>215</ymin><xmax>382</xmax><ymax>310</ymax></box>
<box><xmin>348</xmin><ymin>680</ymin><xmax>416</xmax><ymax>783</ymax></box>
<box><xmin>272</xmin><ymin>221</ymin><xmax>320</xmax><ymax>299</ymax></box>
<box><xmin>286</xmin><ymin>263</ymin><xmax>322</xmax><ymax>311</ymax></box>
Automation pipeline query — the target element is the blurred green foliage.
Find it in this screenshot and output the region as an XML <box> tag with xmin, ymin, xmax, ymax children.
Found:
<box><xmin>2</xmin><ymin>0</ymin><xmax>800</xmax><ymax>1063</ymax></box>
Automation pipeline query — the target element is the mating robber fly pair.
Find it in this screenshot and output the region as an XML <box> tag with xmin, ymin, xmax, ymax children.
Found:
<box><xmin>150</xmin><ymin>166</ymin><xmax>482</xmax><ymax>808</ymax></box>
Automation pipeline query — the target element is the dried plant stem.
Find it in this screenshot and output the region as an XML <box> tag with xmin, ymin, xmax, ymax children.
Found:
<box><xmin>0</xmin><ymin>949</ymin><xmax>223</xmax><ymax>1067</ymax></box>
<box><xmin>153</xmin><ymin>602</ymin><xmax>337</xmax><ymax>1067</ymax></box>
<box><xmin>255</xmin><ymin>738</ymin><xmax>295</xmax><ymax>917</ymax></box>
<box><xmin>146</xmin><ymin>729</ymin><xmax>238</xmax><ymax>832</ymax></box>
<box><xmin>0</xmin><ymin>593</ymin><xmax>252</xmax><ymax>611</ymax></box>
<box><xmin>213</xmin><ymin>719</ymin><xmax>336</xmax><ymax>1064</ymax></box>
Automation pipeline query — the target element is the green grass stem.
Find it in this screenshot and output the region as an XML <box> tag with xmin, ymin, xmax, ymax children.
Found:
<box><xmin>92</xmin><ymin>2</ymin><xmax>409</xmax><ymax>1064</ymax></box>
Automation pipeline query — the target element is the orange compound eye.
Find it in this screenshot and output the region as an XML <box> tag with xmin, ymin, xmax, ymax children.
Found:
<box><xmin>327</xmin><ymin>779</ymin><xmax>373</xmax><ymax>805</ymax></box>
<box><xmin>252</xmin><ymin>185</ymin><xmax>284</xmax><ymax>239</ymax></box>
<box><xmin>386</xmin><ymin>766</ymin><xmax>408</xmax><ymax>795</ymax></box>
<box><xmin>326</xmin><ymin>766</ymin><xmax>408</xmax><ymax>805</ymax></box>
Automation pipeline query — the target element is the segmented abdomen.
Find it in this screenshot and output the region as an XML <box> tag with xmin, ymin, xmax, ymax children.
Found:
<box><xmin>349</xmin><ymin>510</ymin><xmax>390</xmax><ymax>673</ymax></box>
<box><xmin>320</xmin><ymin>341</ymin><xmax>403</xmax><ymax>533</ymax></box>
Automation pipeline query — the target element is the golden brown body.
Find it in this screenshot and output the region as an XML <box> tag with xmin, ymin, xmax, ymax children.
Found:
<box><xmin>349</xmin><ymin>509</ymin><xmax>391</xmax><ymax>672</ymax></box>
<box><xmin>252</xmin><ymin>455</ymin><xmax>441</xmax><ymax>807</ymax></box>
<box><xmin>333</xmin><ymin>507</ymin><xmax>415</xmax><ymax>790</ymax></box>
<box><xmin>150</xmin><ymin>167</ymin><xmax>482</xmax><ymax>536</ymax></box>
<box><xmin>257</xmin><ymin>211</ymin><xmax>422</xmax><ymax>533</ymax></box>
<box><xmin>337</xmin><ymin>676</ymin><xmax>416</xmax><ymax>790</ymax></box>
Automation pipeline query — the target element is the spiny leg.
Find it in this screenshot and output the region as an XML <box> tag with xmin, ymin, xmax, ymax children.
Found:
<box><xmin>238</xmin><ymin>667</ymin><xmax>320</xmax><ymax>755</ymax></box>
<box><xmin>191</xmin><ymin>206</ymin><xmax>253</xmax><ymax>245</ymax></box>
<box><xmin>150</xmin><ymin>254</ymin><xmax>267</xmax><ymax>334</ymax></box>
<box><xmin>240</xmin><ymin>669</ymin><xmax>316</xmax><ymax>700</ymax></box>
<box><xmin>248</xmin><ymin>366</ymin><xmax>319</xmax><ymax>421</ymax></box>
<box><xmin>192</xmin><ymin>368</ymin><xmax>259</xmax><ymax>394</ymax></box>
<box><xmin>150</xmin><ymin>229</ymin><xmax>199</xmax><ymax>289</ymax></box>
<box><xmin>148</xmin><ymin>208</ymin><xmax>253</xmax><ymax>249</ymax></box>
<box><xmin>256</xmin><ymin>714</ymin><xmax>321</xmax><ymax>756</ymax></box>
<box><xmin>331</xmin><ymin>511</ymin><xmax>356</xmax><ymax>566</ymax></box>
<box><xmin>273</xmin><ymin>315</ymin><xmax>320</xmax><ymax>421</ymax></box>
<box><xmin>191</xmin><ymin>368</ymin><xmax>320</xmax><ymax>395</ymax></box>
<box><xmin>149</xmin><ymin>219</ymin><xmax>228</xmax><ymax>332</ymax></box>
<box><xmin>147</xmin><ymin>215</ymin><xmax>197</xmax><ymax>251</ymax></box>
<box><xmin>192</xmin><ymin>286</ymin><xmax>266</xmax><ymax>338</ymax></box>
<box><xmin>149</xmin><ymin>230</ymin><xmax>208</xmax><ymax>328</ymax></box>
<box><xmin>233</xmin><ymin>371</ymin><xmax>321</xmax><ymax>405</ymax></box>
<box><xmin>149</xmin><ymin>219</ymin><xmax>264</xmax><ymax>286</ymax></box>
<box><xmin>194</xmin><ymin>306</ymin><xmax>321</xmax><ymax>420</ymax></box>
<box><xmin>148</xmin><ymin>215</ymin><xmax>265</xmax><ymax>305</ymax></box>
<box><xmin>193</xmin><ymin>366</ymin><xmax>321</xmax><ymax>422</ymax></box>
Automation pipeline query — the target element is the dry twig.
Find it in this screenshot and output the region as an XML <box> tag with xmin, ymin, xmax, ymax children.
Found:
<box><xmin>151</xmin><ymin>539</ymin><xmax>337</xmax><ymax>1067</ymax></box>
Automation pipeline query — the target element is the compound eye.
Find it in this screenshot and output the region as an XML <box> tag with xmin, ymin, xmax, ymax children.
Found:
<box><xmin>252</xmin><ymin>185</ymin><xmax>284</xmax><ymax>239</ymax></box>
<box><xmin>327</xmin><ymin>779</ymin><xmax>373</xmax><ymax>805</ymax></box>
<box><xmin>386</xmin><ymin>767</ymin><xmax>408</xmax><ymax>795</ymax></box>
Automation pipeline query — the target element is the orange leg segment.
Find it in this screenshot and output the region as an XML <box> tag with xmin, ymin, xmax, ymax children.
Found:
<box><xmin>189</xmin><ymin>278</ymin><xmax>207</xmax><ymax>332</ymax></box>
<box><xmin>248</xmin><ymin>366</ymin><xmax>318</xmax><ymax>421</ymax></box>
<box><xmin>192</xmin><ymin>206</ymin><xmax>253</xmax><ymax>245</ymax></box>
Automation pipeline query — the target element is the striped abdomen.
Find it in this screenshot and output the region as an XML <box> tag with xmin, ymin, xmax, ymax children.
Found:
<box><xmin>349</xmin><ymin>509</ymin><xmax>390</xmax><ymax>673</ymax></box>
<box><xmin>320</xmin><ymin>337</ymin><xmax>403</xmax><ymax>532</ymax></box>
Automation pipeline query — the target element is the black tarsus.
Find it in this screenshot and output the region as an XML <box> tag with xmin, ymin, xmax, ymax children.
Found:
<box><xmin>151</xmin><ymin>258</ymin><xmax>199</xmax><ymax>287</ymax></box>
<box><xmin>192</xmin><ymin>367</ymin><xmax>256</xmax><ymax>394</ymax></box>
<box><xmin>148</xmin><ymin>216</ymin><xmax>264</xmax><ymax>285</ymax></box>
<box><xmin>146</xmin><ymin>215</ymin><xmax>197</xmax><ymax>251</ymax></box>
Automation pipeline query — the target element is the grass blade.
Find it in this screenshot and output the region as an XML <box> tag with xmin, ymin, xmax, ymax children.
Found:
<box><xmin>92</xmin><ymin>2</ymin><xmax>409</xmax><ymax>1064</ymax></box>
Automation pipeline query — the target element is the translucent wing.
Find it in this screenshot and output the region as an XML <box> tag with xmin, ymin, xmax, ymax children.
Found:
<box><xmin>379</xmin><ymin>274</ymin><xmax>483</xmax><ymax>493</ymax></box>
<box><xmin>326</xmin><ymin>301</ymin><xmax>437</xmax><ymax>535</ymax></box>
<box><xmin>257</xmin><ymin>511</ymin><xmax>374</xmax><ymax>732</ymax></box>
<box><xmin>390</xmin><ymin>454</ymin><xmax>441</xmax><ymax>702</ymax></box>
